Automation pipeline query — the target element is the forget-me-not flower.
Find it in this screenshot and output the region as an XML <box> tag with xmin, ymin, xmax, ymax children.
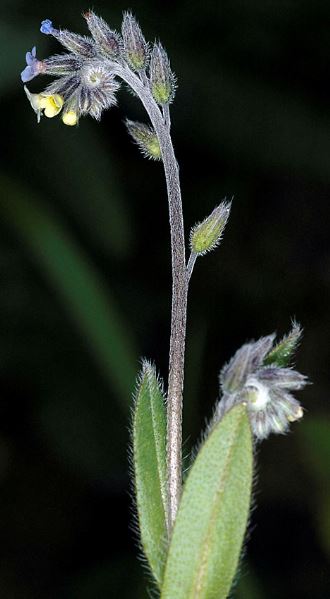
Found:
<box><xmin>21</xmin><ymin>47</ymin><xmax>43</xmax><ymax>83</ymax></box>
<box><xmin>21</xmin><ymin>14</ymin><xmax>122</xmax><ymax>125</ymax></box>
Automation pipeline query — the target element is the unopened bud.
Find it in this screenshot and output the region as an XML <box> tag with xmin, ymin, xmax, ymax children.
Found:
<box><xmin>122</xmin><ymin>12</ymin><xmax>148</xmax><ymax>71</ymax></box>
<box><xmin>62</xmin><ymin>110</ymin><xmax>78</xmax><ymax>126</ymax></box>
<box><xmin>84</xmin><ymin>11</ymin><xmax>121</xmax><ymax>58</ymax></box>
<box><xmin>190</xmin><ymin>201</ymin><xmax>231</xmax><ymax>256</ymax></box>
<box><xmin>126</xmin><ymin>120</ymin><xmax>161</xmax><ymax>161</ymax></box>
<box><xmin>264</xmin><ymin>322</ymin><xmax>303</xmax><ymax>368</ymax></box>
<box><xmin>150</xmin><ymin>42</ymin><xmax>176</xmax><ymax>105</ymax></box>
<box><xmin>287</xmin><ymin>406</ymin><xmax>304</xmax><ymax>422</ymax></box>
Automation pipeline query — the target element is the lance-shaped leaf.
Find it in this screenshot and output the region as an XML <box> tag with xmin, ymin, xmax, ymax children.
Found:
<box><xmin>132</xmin><ymin>361</ymin><xmax>168</xmax><ymax>587</ymax></box>
<box><xmin>264</xmin><ymin>321</ymin><xmax>302</xmax><ymax>367</ymax></box>
<box><xmin>161</xmin><ymin>404</ymin><xmax>253</xmax><ymax>599</ymax></box>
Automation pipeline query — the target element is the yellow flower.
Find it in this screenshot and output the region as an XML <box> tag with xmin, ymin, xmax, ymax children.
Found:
<box><xmin>39</xmin><ymin>94</ymin><xmax>63</xmax><ymax>118</ymax></box>
<box><xmin>24</xmin><ymin>86</ymin><xmax>63</xmax><ymax>122</ymax></box>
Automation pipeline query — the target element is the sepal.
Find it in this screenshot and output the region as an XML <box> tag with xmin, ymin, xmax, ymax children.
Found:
<box><xmin>40</xmin><ymin>20</ymin><xmax>96</xmax><ymax>58</ymax></box>
<box><xmin>43</xmin><ymin>54</ymin><xmax>83</xmax><ymax>76</ymax></box>
<box><xmin>264</xmin><ymin>321</ymin><xmax>303</xmax><ymax>367</ymax></box>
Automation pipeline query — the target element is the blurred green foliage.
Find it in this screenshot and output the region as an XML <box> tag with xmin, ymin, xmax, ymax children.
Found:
<box><xmin>0</xmin><ymin>0</ymin><xmax>330</xmax><ymax>597</ymax></box>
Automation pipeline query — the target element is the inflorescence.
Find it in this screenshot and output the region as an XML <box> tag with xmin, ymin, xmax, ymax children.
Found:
<box><xmin>216</xmin><ymin>325</ymin><xmax>308</xmax><ymax>440</ymax></box>
<box><xmin>21</xmin><ymin>11</ymin><xmax>176</xmax><ymax>127</ymax></box>
<box><xmin>20</xmin><ymin>13</ymin><xmax>309</xmax><ymax>444</ymax></box>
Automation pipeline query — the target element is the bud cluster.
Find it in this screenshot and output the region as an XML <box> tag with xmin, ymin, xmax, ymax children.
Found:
<box><xmin>216</xmin><ymin>325</ymin><xmax>308</xmax><ymax>440</ymax></box>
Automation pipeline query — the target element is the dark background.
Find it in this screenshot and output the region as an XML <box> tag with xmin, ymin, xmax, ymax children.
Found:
<box><xmin>1</xmin><ymin>0</ymin><xmax>330</xmax><ymax>597</ymax></box>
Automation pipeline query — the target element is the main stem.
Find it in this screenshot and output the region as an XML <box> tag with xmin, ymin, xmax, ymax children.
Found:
<box><xmin>112</xmin><ymin>64</ymin><xmax>187</xmax><ymax>531</ymax></box>
<box><xmin>157</xmin><ymin>121</ymin><xmax>187</xmax><ymax>533</ymax></box>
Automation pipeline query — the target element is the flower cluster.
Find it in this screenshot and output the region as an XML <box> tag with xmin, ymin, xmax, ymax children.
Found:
<box><xmin>20</xmin><ymin>11</ymin><xmax>176</xmax><ymax>127</ymax></box>
<box><xmin>216</xmin><ymin>325</ymin><xmax>308</xmax><ymax>440</ymax></box>
<box><xmin>21</xmin><ymin>15</ymin><xmax>120</xmax><ymax>126</ymax></box>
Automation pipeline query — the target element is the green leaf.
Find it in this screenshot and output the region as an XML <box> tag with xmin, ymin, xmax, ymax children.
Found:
<box><xmin>264</xmin><ymin>321</ymin><xmax>302</xmax><ymax>367</ymax></box>
<box><xmin>133</xmin><ymin>361</ymin><xmax>168</xmax><ymax>587</ymax></box>
<box><xmin>161</xmin><ymin>404</ymin><xmax>253</xmax><ymax>599</ymax></box>
<box><xmin>0</xmin><ymin>174</ymin><xmax>137</xmax><ymax>406</ymax></box>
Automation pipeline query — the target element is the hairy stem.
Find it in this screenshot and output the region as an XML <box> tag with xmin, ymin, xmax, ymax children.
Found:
<box><xmin>111</xmin><ymin>63</ymin><xmax>187</xmax><ymax>531</ymax></box>
<box><xmin>187</xmin><ymin>252</ymin><xmax>197</xmax><ymax>282</ymax></box>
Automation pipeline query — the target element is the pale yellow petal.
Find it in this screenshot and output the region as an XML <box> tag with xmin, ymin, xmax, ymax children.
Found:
<box><xmin>62</xmin><ymin>111</ymin><xmax>78</xmax><ymax>126</ymax></box>
<box><xmin>42</xmin><ymin>95</ymin><xmax>64</xmax><ymax>118</ymax></box>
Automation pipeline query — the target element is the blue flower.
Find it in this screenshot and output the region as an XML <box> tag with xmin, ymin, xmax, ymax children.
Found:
<box><xmin>20</xmin><ymin>46</ymin><xmax>42</xmax><ymax>83</ymax></box>
<box><xmin>22</xmin><ymin>15</ymin><xmax>121</xmax><ymax>125</ymax></box>
<box><xmin>40</xmin><ymin>19</ymin><xmax>54</xmax><ymax>35</ymax></box>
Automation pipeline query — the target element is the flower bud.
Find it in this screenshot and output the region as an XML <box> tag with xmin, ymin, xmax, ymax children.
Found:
<box><xmin>264</xmin><ymin>322</ymin><xmax>302</xmax><ymax>367</ymax></box>
<box><xmin>150</xmin><ymin>42</ymin><xmax>176</xmax><ymax>105</ymax></box>
<box><xmin>40</xmin><ymin>19</ymin><xmax>96</xmax><ymax>58</ymax></box>
<box><xmin>84</xmin><ymin>11</ymin><xmax>122</xmax><ymax>58</ymax></box>
<box><xmin>122</xmin><ymin>12</ymin><xmax>149</xmax><ymax>71</ymax></box>
<box><xmin>126</xmin><ymin>120</ymin><xmax>161</xmax><ymax>160</ymax></box>
<box><xmin>190</xmin><ymin>201</ymin><xmax>231</xmax><ymax>256</ymax></box>
<box><xmin>257</xmin><ymin>367</ymin><xmax>307</xmax><ymax>390</ymax></box>
<box><xmin>62</xmin><ymin>110</ymin><xmax>78</xmax><ymax>126</ymax></box>
<box><xmin>42</xmin><ymin>54</ymin><xmax>83</xmax><ymax>76</ymax></box>
<box><xmin>217</xmin><ymin>332</ymin><xmax>308</xmax><ymax>441</ymax></box>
